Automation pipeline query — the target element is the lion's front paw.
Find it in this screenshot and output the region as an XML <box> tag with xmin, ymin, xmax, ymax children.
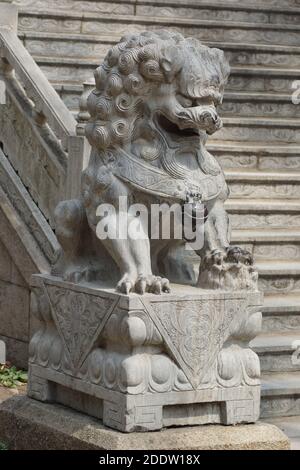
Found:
<box><xmin>226</xmin><ymin>246</ymin><xmax>253</xmax><ymax>266</ymax></box>
<box><xmin>117</xmin><ymin>273</ymin><xmax>170</xmax><ymax>295</ymax></box>
<box><xmin>198</xmin><ymin>246</ymin><xmax>258</xmax><ymax>291</ymax></box>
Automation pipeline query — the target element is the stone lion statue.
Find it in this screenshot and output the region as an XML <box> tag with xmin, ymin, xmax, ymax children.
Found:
<box><xmin>53</xmin><ymin>30</ymin><xmax>257</xmax><ymax>294</ymax></box>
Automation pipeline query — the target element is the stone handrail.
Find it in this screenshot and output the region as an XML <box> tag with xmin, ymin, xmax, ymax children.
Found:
<box><xmin>0</xmin><ymin>28</ymin><xmax>76</xmax><ymax>151</ymax></box>
<box><xmin>0</xmin><ymin>3</ymin><xmax>87</xmax><ymax>213</ymax></box>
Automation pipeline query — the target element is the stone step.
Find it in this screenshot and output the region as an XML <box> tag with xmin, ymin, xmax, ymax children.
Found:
<box><xmin>16</xmin><ymin>0</ymin><xmax>300</xmax><ymax>26</ymax></box>
<box><xmin>13</xmin><ymin>0</ymin><xmax>300</xmax><ymax>425</ymax></box>
<box><xmin>30</xmin><ymin>51</ymin><xmax>299</xmax><ymax>95</ymax></box>
<box><xmin>208</xmin><ymin>142</ymin><xmax>300</xmax><ymax>172</ymax></box>
<box><xmin>226</xmin><ymin>170</ymin><xmax>300</xmax><ymax>199</ymax></box>
<box><xmin>20</xmin><ymin>32</ymin><xmax>300</xmax><ymax>69</ymax></box>
<box><xmin>221</xmin><ymin>92</ymin><xmax>300</xmax><ymax>119</ymax></box>
<box><xmin>217</xmin><ymin>117</ymin><xmax>300</xmax><ymax>144</ymax></box>
<box><xmin>260</xmin><ymin>415</ymin><xmax>300</xmax><ymax>450</ymax></box>
<box><xmin>36</xmin><ymin>58</ymin><xmax>300</xmax><ymax>98</ymax></box>
<box><xmin>226</xmin><ymin>199</ymin><xmax>300</xmax><ymax>230</ymax></box>
<box><xmin>262</xmin><ymin>294</ymin><xmax>300</xmax><ymax>333</ymax></box>
<box><xmin>17</xmin><ymin>10</ymin><xmax>300</xmax><ymax>46</ymax></box>
<box><xmin>232</xmin><ymin>228</ymin><xmax>300</xmax><ymax>261</ymax></box>
<box><xmin>221</xmin><ymin>42</ymin><xmax>300</xmax><ymax>69</ymax></box>
<box><xmin>15</xmin><ymin>0</ymin><xmax>300</xmax><ymax>12</ymax></box>
<box><xmin>16</xmin><ymin>0</ymin><xmax>136</xmax><ymax>16</ymax></box>
<box><xmin>261</xmin><ymin>371</ymin><xmax>300</xmax><ymax>418</ymax></box>
<box><xmin>232</xmin><ymin>0</ymin><xmax>300</xmax><ymax>7</ymax></box>
<box><xmin>52</xmin><ymin>82</ymin><xmax>83</xmax><ymax>114</ymax></box>
<box><xmin>137</xmin><ymin>1</ymin><xmax>300</xmax><ymax>26</ymax></box>
<box><xmin>256</xmin><ymin>260</ymin><xmax>300</xmax><ymax>296</ymax></box>
<box><xmin>251</xmin><ymin>331</ymin><xmax>300</xmax><ymax>373</ymax></box>
<box><xmin>227</xmin><ymin>66</ymin><xmax>300</xmax><ymax>94</ymax></box>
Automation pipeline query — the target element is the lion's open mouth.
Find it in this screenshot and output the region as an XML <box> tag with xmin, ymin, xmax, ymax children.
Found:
<box><xmin>157</xmin><ymin>113</ymin><xmax>199</xmax><ymax>138</ymax></box>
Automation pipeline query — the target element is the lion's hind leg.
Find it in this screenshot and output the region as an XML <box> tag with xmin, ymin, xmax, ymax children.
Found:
<box><xmin>52</xmin><ymin>199</ymin><xmax>100</xmax><ymax>282</ymax></box>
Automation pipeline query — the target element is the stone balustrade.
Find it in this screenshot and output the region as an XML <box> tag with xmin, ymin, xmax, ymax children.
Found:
<box><xmin>0</xmin><ymin>3</ymin><xmax>89</xmax><ymax>214</ymax></box>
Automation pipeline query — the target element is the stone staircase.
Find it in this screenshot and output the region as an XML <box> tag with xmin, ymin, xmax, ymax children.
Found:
<box><xmin>11</xmin><ymin>0</ymin><xmax>300</xmax><ymax>419</ymax></box>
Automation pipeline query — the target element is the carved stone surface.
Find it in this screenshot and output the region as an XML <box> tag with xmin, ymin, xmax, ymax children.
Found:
<box><xmin>261</xmin><ymin>396</ymin><xmax>300</xmax><ymax>419</ymax></box>
<box><xmin>53</xmin><ymin>31</ymin><xmax>258</xmax><ymax>294</ymax></box>
<box><xmin>23</xmin><ymin>31</ymin><xmax>264</xmax><ymax>432</ymax></box>
<box><xmin>0</xmin><ymin>69</ymin><xmax>65</xmax><ymax>227</ymax></box>
<box><xmin>17</xmin><ymin>12</ymin><xmax>300</xmax><ymax>47</ymax></box>
<box><xmin>14</xmin><ymin>0</ymin><xmax>135</xmax><ymax>16</ymax></box>
<box><xmin>0</xmin><ymin>0</ymin><xmax>297</xmax><ymax>427</ymax></box>
<box><xmin>28</xmin><ymin>274</ymin><xmax>262</xmax><ymax>432</ymax></box>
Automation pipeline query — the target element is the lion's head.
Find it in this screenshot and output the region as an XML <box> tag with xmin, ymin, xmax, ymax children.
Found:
<box><xmin>86</xmin><ymin>30</ymin><xmax>229</xmax><ymax>147</ymax></box>
<box><xmin>86</xmin><ymin>31</ymin><xmax>229</xmax><ymax>199</ymax></box>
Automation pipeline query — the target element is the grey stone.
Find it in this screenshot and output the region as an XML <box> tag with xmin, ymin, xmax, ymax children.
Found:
<box><xmin>1</xmin><ymin>0</ymin><xmax>299</xmax><ymax>426</ymax></box>
<box><xmin>0</xmin><ymin>280</ymin><xmax>29</xmax><ymax>341</ymax></box>
<box><xmin>20</xmin><ymin>32</ymin><xmax>300</xmax><ymax>71</ymax></box>
<box><xmin>0</xmin><ymin>396</ymin><xmax>290</xmax><ymax>449</ymax></box>
<box><xmin>252</xmin><ymin>332</ymin><xmax>300</xmax><ymax>373</ymax></box>
<box><xmin>261</xmin><ymin>371</ymin><xmax>300</xmax><ymax>419</ymax></box>
<box><xmin>261</xmin><ymin>296</ymin><xmax>300</xmax><ymax>333</ymax></box>
<box><xmin>216</xmin><ymin>117</ymin><xmax>300</xmax><ymax>144</ymax></box>
<box><xmin>27</xmin><ymin>274</ymin><xmax>263</xmax><ymax>432</ymax></box>
<box><xmin>0</xmin><ymin>239</ymin><xmax>12</xmax><ymax>284</ymax></box>
<box><xmin>209</xmin><ymin>142</ymin><xmax>300</xmax><ymax>172</ymax></box>
<box><xmin>0</xmin><ymin>334</ymin><xmax>28</xmax><ymax>369</ymax></box>
<box><xmin>53</xmin><ymin>31</ymin><xmax>257</xmax><ymax>294</ymax></box>
<box><xmin>17</xmin><ymin>9</ymin><xmax>300</xmax><ymax>46</ymax></box>
<box><xmin>137</xmin><ymin>2</ymin><xmax>300</xmax><ymax>26</ymax></box>
<box><xmin>0</xmin><ymin>3</ymin><xmax>18</xmax><ymax>31</ymax></box>
<box><xmin>262</xmin><ymin>416</ymin><xmax>300</xmax><ymax>450</ymax></box>
<box><xmin>221</xmin><ymin>93</ymin><xmax>300</xmax><ymax>119</ymax></box>
<box><xmin>0</xmin><ymin>148</ymin><xmax>56</xmax><ymax>278</ymax></box>
<box><xmin>261</xmin><ymin>395</ymin><xmax>300</xmax><ymax>420</ymax></box>
<box><xmin>227</xmin><ymin>66</ymin><xmax>299</xmax><ymax>93</ymax></box>
<box><xmin>14</xmin><ymin>0</ymin><xmax>135</xmax><ymax>16</ymax></box>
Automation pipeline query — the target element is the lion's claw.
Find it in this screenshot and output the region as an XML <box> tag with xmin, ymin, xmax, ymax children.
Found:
<box><xmin>210</xmin><ymin>249</ymin><xmax>226</xmax><ymax>265</ymax></box>
<box><xmin>226</xmin><ymin>246</ymin><xmax>253</xmax><ymax>266</ymax></box>
<box><xmin>117</xmin><ymin>274</ymin><xmax>170</xmax><ymax>295</ymax></box>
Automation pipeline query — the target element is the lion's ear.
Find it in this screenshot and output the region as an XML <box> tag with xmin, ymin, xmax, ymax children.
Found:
<box><xmin>160</xmin><ymin>47</ymin><xmax>182</xmax><ymax>83</ymax></box>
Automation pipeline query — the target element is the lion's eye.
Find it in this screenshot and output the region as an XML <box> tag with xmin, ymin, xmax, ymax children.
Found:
<box><xmin>176</xmin><ymin>94</ymin><xmax>193</xmax><ymax>108</ymax></box>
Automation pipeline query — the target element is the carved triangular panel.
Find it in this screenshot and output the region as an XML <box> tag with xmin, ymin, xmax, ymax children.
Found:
<box><xmin>44</xmin><ymin>284</ymin><xmax>118</xmax><ymax>369</ymax></box>
<box><xmin>146</xmin><ymin>297</ymin><xmax>246</xmax><ymax>389</ymax></box>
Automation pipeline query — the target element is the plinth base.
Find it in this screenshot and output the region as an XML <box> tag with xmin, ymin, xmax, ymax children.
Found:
<box><xmin>28</xmin><ymin>275</ymin><xmax>263</xmax><ymax>432</ymax></box>
<box><xmin>0</xmin><ymin>396</ymin><xmax>290</xmax><ymax>450</ymax></box>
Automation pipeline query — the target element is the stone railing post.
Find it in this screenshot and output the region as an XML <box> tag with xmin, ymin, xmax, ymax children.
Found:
<box><xmin>0</xmin><ymin>3</ymin><xmax>17</xmax><ymax>32</ymax></box>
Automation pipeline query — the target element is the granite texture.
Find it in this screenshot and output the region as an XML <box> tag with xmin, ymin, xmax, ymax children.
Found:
<box><xmin>0</xmin><ymin>396</ymin><xmax>290</xmax><ymax>450</ymax></box>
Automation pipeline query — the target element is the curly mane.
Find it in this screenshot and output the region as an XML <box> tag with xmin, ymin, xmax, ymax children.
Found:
<box><xmin>85</xmin><ymin>31</ymin><xmax>230</xmax><ymax>151</ymax></box>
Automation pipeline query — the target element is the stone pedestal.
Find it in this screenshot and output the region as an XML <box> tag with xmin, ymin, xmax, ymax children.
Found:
<box><xmin>28</xmin><ymin>274</ymin><xmax>263</xmax><ymax>433</ymax></box>
<box><xmin>0</xmin><ymin>396</ymin><xmax>290</xmax><ymax>450</ymax></box>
